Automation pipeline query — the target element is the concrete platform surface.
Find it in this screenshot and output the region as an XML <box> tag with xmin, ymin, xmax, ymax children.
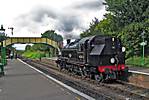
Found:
<box><xmin>0</xmin><ymin>59</ymin><xmax>87</xmax><ymax>100</ymax></box>
<box><xmin>129</xmin><ymin>66</ymin><xmax>149</xmax><ymax>74</ymax></box>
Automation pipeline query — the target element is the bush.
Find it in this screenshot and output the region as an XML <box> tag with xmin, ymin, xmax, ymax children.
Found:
<box><xmin>22</xmin><ymin>51</ymin><xmax>45</xmax><ymax>59</ymax></box>
<box><xmin>126</xmin><ymin>56</ymin><xmax>149</xmax><ymax>67</ymax></box>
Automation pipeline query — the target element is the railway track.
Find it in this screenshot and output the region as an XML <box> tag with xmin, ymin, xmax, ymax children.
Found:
<box><xmin>21</xmin><ymin>58</ymin><xmax>149</xmax><ymax>100</ymax></box>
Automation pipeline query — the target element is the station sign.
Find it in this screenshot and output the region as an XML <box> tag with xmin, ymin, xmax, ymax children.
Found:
<box><xmin>140</xmin><ymin>41</ymin><xmax>147</xmax><ymax>46</ymax></box>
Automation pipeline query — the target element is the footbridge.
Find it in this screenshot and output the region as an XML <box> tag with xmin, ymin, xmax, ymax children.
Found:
<box><xmin>0</xmin><ymin>37</ymin><xmax>61</xmax><ymax>49</ymax></box>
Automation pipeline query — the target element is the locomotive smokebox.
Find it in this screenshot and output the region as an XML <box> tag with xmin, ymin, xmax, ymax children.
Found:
<box><xmin>66</xmin><ymin>39</ymin><xmax>71</xmax><ymax>44</ymax></box>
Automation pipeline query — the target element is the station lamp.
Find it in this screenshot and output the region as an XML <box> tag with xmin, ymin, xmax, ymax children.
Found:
<box><xmin>0</xmin><ymin>25</ymin><xmax>5</xmax><ymax>36</ymax></box>
<box><xmin>0</xmin><ymin>25</ymin><xmax>6</xmax><ymax>43</ymax></box>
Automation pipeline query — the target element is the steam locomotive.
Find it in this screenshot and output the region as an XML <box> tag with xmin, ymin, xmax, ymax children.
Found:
<box><xmin>56</xmin><ymin>35</ymin><xmax>128</xmax><ymax>82</ymax></box>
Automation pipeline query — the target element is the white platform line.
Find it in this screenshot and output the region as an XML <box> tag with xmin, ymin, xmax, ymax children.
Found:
<box><xmin>0</xmin><ymin>89</ymin><xmax>2</xmax><ymax>92</ymax></box>
<box><xmin>129</xmin><ymin>70</ymin><xmax>149</xmax><ymax>76</ymax></box>
<box><xmin>18</xmin><ymin>59</ymin><xmax>95</xmax><ymax>100</ymax></box>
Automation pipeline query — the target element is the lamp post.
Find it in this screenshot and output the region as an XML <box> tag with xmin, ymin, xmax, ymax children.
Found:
<box><xmin>0</xmin><ymin>25</ymin><xmax>6</xmax><ymax>76</ymax></box>
<box><xmin>8</xmin><ymin>27</ymin><xmax>14</xmax><ymax>35</ymax></box>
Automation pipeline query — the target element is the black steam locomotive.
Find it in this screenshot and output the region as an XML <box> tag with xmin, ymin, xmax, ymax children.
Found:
<box><xmin>56</xmin><ymin>35</ymin><xmax>128</xmax><ymax>81</ymax></box>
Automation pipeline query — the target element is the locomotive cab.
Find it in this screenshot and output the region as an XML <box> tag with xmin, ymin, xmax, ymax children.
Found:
<box><xmin>88</xmin><ymin>36</ymin><xmax>125</xmax><ymax>66</ymax></box>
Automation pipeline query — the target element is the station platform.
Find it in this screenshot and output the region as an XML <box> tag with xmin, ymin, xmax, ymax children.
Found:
<box><xmin>129</xmin><ymin>66</ymin><xmax>149</xmax><ymax>73</ymax></box>
<box><xmin>0</xmin><ymin>59</ymin><xmax>87</xmax><ymax>100</ymax></box>
<box><xmin>129</xmin><ymin>66</ymin><xmax>149</xmax><ymax>75</ymax></box>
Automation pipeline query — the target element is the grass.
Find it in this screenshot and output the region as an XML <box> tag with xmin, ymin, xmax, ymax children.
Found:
<box><xmin>22</xmin><ymin>51</ymin><xmax>45</xmax><ymax>59</ymax></box>
<box><xmin>126</xmin><ymin>56</ymin><xmax>149</xmax><ymax>67</ymax></box>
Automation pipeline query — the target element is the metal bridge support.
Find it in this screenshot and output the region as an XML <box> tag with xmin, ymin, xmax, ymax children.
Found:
<box><xmin>49</xmin><ymin>47</ymin><xmax>57</xmax><ymax>57</ymax></box>
<box><xmin>53</xmin><ymin>48</ymin><xmax>56</xmax><ymax>57</ymax></box>
<box><xmin>53</xmin><ymin>48</ymin><xmax>57</xmax><ymax>57</ymax></box>
<box><xmin>1</xmin><ymin>47</ymin><xmax>6</xmax><ymax>65</ymax></box>
<box><xmin>0</xmin><ymin>63</ymin><xmax>4</xmax><ymax>76</ymax></box>
<box><xmin>49</xmin><ymin>48</ymin><xmax>52</xmax><ymax>57</ymax></box>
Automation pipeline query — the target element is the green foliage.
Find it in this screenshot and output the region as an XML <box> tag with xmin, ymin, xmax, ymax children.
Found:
<box><xmin>41</xmin><ymin>30</ymin><xmax>63</xmax><ymax>42</ymax></box>
<box><xmin>104</xmin><ymin>0</ymin><xmax>149</xmax><ymax>26</ymax></box>
<box><xmin>22</xmin><ymin>51</ymin><xmax>45</xmax><ymax>59</ymax></box>
<box><xmin>25</xmin><ymin>45</ymin><xmax>32</xmax><ymax>51</ymax></box>
<box><xmin>16</xmin><ymin>50</ymin><xmax>24</xmax><ymax>55</ymax></box>
<box><xmin>96</xmin><ymin>13</ymin><xmax>117</xmax><ymax>36</ymax></box>
<box><xmin>126</xmin><ymin>56</ymin><xmax>149</xmax><ymax>67</ymax></box>
<box><xmin>80</xmin><ymin>17</ymin><xmax>101</xmax><ymax>38</ymax></box>
<box><xmin>23</xmin><ymin>43</ymin><xmax>55</xmax><ymax>59</ymax></box>
<box><xmin>31</xmin><ymin>43</ymin><xmax>49</xmax><ymax>51</ymax></box>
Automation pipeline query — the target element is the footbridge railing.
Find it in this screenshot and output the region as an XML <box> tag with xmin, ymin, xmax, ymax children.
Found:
<box><xmin>0</xmin><ymin>37</ymin><xmax>60</xmax><ymax>49</ymax></box>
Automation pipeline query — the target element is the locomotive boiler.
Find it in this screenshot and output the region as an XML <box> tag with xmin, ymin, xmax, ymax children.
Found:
<box><xmin>56</xmin><ymin>35</ymin><xmax>128</xmax><ymax>82</ymax></box>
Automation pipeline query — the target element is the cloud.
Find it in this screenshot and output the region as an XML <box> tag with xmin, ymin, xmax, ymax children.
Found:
<box><xmin>14</xmin><ymin>6</ymin><xmax>83</xmax><ymax>38</ymax></box>
<box><xmin>72</xmin><ymin>0</ymin><xmax>104</xmax><ymax>10</ymax></box>
<box><xmin>56</xmin><ymin>15</ymin><xmax>81</xmax><ymax>32</ymax></box>
<box><xmin>13</xmin><ymin>0</ymin><xmax>105</xmax><ymax>39</ymax></box>
<box><xmin>15</xmin><ymin>6</ymin><xmax>58</xmax><ymax>26</ymax></box>
<box><xmin>31</xmin><ymin>7</ymin><xmax>58</xmax><ymax>23</ymax></box>
<box><xmin>14</xmin><ymin>6</ymin><xmax>58</xmax><ymax>34</ymax></box>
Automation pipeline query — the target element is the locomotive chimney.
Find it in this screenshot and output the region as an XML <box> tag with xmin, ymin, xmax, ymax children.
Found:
<box><xmin>66</xmin><ymin>39</ymin><xmax>71</xmax><ymax>44</ymax></box>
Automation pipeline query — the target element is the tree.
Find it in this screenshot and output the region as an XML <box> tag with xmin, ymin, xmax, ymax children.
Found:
<box><xmin>104</xmin><ymin>0</ymin><xmax>149</xmax><ymax>25</ymax></box>
<box><xmin>95</xmin><ymin>13</ymin><xmax>118</xmax><ymax>36</ymax></box>
<box><xmin>80</xmin><ymin>17</ymin><xmax>101</xmax><ymax>38</ymax></box>
<box><xmin>104</xmin><ymin>0</ymin><xmax>149</xmax><ymax>56</ymax></box>
<box><xmin>41</xmin><ymin>30</ymin><xmax>63</xmax><ymax>42</ymax></box>
<box><xmin>25</xmin><ymin>45</ymin><xmax>32</xmax><ymax>51</ymax></box>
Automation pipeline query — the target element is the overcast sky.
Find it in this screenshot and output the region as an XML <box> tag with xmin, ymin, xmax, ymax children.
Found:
<box><xmin>0</xmin><ymin>0</ymin><xmax>106</xmax><ymax>49</ymax></box>
<box><xmin>0</xmin><ymin>0</ymin><xmax>106</xmax><ymax>38</ymax></box>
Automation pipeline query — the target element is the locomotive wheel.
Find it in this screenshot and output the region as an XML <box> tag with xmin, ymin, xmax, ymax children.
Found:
<box><xmin>68</xmin><ymin>65</ymin><xmax>73</xmax><ymax>73</ymax></box>
<box><xmin>57</xmin><ymin>63</ymin><xmax>60</xmax><ymax>68</ymax></box>
<box><xmin>79</xmin><ymin>68</ymin><xmax>84</xmax><ymax>77</ymax></box>
<box><xmin>104</xmin><ymin>71</ymin><xmax>117</xmax><ymax>81</ymax></box>
<box><xmin>94</xmin><ymin>74</ymin><xmax>103</xmax><ymax>82</ymax></box>
<box><xmin>82</xmin><ymin>67</ymin><xmax>88</xmax><ymax>77</ymax></box>
<box><xmin>119</xmin><ymin>68</ymin><xmax>129</xmax><ymax>81</ymax></box>
<box><xmin>57</xmin><ymin>64</ymin><xmax>63</xmax><ymax>71</ymax></box>
<box><xmin>72</xmin><ymin>65</ymin><xmax>77</xmax><ymax>75</ymax></box>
